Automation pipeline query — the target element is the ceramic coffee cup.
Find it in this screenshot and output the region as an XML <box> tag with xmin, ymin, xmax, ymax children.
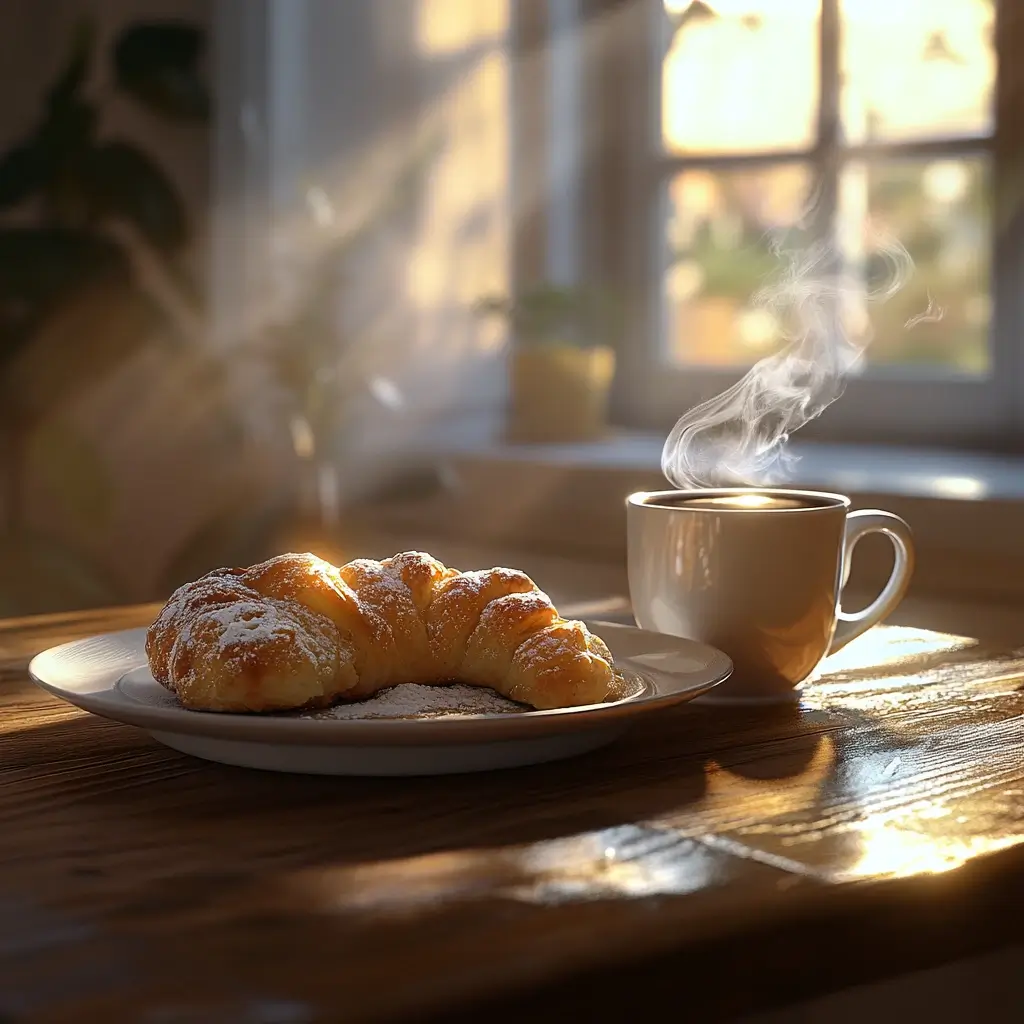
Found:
<box><xmin>626</xmin><ymin>489</ymin><xmax>915</xmax><ymax>702</ymax></box>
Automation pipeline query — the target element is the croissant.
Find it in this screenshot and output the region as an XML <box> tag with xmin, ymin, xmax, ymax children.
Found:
<box><xmin>145</xmin><ymin>551</ymin><xmax>622</xmax><ymax>713</ymax></box>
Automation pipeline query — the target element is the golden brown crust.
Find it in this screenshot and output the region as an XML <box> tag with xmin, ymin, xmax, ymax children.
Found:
<box><xmin>508</xmin><ymin>621</ymin><xmax>618</xmax><ymax>709</ymax></box>
<box><xmin>425</xmin><ymin>568</ymin><xmax>538</xmax><ymax>678</ymax></box>
<box><xmin>461</xmin><ymin>590</ymin><xmax>559</xmax><ymax>689</ymax></box>
<box><xmin>381</xmin><ymin>551</ymin><xmax>457</xmax><ymax>616</ymax></box>
<box><xmin>168</xmin><ymin>597</ymin><xmax>346</xmax><ymax>712</ymax></box>
<box><xmin>146</xmin><ymin>550</ymin><xmax>620</xmax><ymax>713</ymax></box>
<box><xmin>145</xmin><ymin>568</ymin><xmax>252</xmax><ymax>689</ymax></box>
<box><xmin>334</xmin><ymin>558</ymin><xmax>431</xmax><ymax>692</ymax></box>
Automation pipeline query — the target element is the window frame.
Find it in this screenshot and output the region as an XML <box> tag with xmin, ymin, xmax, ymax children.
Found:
<box><xmin>606</xmin><ymin>0</ymin><xmax>1024</xmax><ymax>450</ymax></box>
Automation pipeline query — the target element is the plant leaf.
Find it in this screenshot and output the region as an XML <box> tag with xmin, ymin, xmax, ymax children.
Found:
<box><xmin>113</xmin><ymin>22</ymin><xmax>209</xmax><ymax>120</ymax></box>
<box><xmin>472</xmin><ymin>283</ymin><xmax>622</xmax><ymax>347</ymax></box>
<box><xmin>0</xmin><ymin>21</ymin><xmax>97</xmax><ymax>215</ymax></box>
<box><xmin>36</xmin><ymin>99</ymin><xmax>98</xmax><ymax>165</ymax></box>
<box><xmin>0</xmin><ymin>144</ymin><xmax>46</xmax><ymax>208</ymax></box>
<box><xmin>88</xmin><ymin>140</ymin><xmax>187</xmax><ymax>250</ymax></box>
<box><xmin>46</xmin><ymin>19</ymin><xmax>96</xmax><ymax>113</ymax></box>
<box><xmin>0</xmin><ymin>275</ymin><xmax>158</xmax><ymax>427</ymax></box>
<box><xmin>27</xmin><ymin>417</ymin><xmax>113</xmax><ymax>533</ymax></box>
<box><xmin>35</xmin><ymin>98</ymin><xmax>101</xmax><ymax>226</ymax></box>
<box><xmin>473</xmin><ymin>295</ymin><xmax>511</xmax><ymax>317</ymax></box>
<box><xmin>0</xmin><ymin>228</ymin><xmax>130</xmax><ymax>378</ymax></box>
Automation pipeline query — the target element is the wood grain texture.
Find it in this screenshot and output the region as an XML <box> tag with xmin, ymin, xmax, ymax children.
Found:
<box><xmin>3</xmin><ymin>587</ymin><xmax>1024</xmax><ymax>1021</ymax></box>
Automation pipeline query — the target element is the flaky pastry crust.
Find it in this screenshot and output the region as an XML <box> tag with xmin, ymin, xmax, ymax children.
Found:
<box><xmin>146</xmin><ymin>551</ymin><xmax>621</xmax><ymax>713</ymax></box>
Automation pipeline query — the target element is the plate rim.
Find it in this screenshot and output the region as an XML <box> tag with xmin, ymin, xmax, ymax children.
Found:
<box><xmin>28</xmin><ymin>620</ymin><xmax>732</xmax><ymax>747</ymax></box>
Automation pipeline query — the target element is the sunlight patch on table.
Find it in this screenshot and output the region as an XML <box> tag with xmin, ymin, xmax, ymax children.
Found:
<box><xmin>840</xmin><ymin>813</ymin><xmax>1023</xmax><ymax>880</ymax></box>
<box><xmin>273</xmin><ymin>826</ymin><xmax>725</xmax><ymax>914</ymax></box>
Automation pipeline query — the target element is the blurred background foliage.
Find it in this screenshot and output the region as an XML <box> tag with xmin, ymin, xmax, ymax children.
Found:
<box><xmin>0</xmin><ymin>16</ymin><xmax>216</xmax><ymax>616</ymax></box>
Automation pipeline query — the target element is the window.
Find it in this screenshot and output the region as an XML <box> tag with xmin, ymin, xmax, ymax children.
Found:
<box><xmin>219</xmin><ymin>0</ymin><xmax>1019</xmax><ymax>454</ymax></box>
<box><xmin>611</xmin><ymin>0</ymin><xmax>1019</xmax><ymax>447</ymax></box>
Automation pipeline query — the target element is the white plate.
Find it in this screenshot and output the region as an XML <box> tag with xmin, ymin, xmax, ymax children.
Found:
<box><xmin>28</xmin><ymin>620</ymin><xmax>731</xmax><ymax>776</ymax></box>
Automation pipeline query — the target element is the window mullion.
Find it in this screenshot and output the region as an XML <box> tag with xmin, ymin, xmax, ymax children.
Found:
<box><xmin>992</xmin><ymin>0</ymin><xmax>1024</xmax><ymax>444</ymax></box>
<box><xmin>814</xmin><ymin>0</ymin><xmax>841</xmax><ymax>249</ymax></box>
<box><xmin>510</xmin><ymin>0</ymin><xmax>551</xmax><ymax>294</ymax></box>
<box><xmin>839</xmin><ymin>136</ymin><xmax>992</xmax><ymax>161</ymax></box>
<box><xmin>654</xmin><ymin>149</ymin><xmax>818</xmax><ymax>175</ymax></box>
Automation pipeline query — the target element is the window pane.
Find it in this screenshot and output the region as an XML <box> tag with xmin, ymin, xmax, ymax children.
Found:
<box><xmin>839</xmin><ymin>157</ymin><xmax>990</xmax><ymax>373</ymax></box>
<box><xmin>841</xmin><ymin>0</ymin><xmax>994</xmax><ymax>144</ymax></box>
<box><xmin>663</xmin><ymin>159</ymin><xmax>991</xmax><ymax>373</ymax></box>
<box><xmin>663</xmin><ymin>164</ymin><xmax>812</xmax><ymax>366</ymax></box>
<box><xmin>662</xmin><ymin>0</ymin><xmax>819</xmax><ymax>155</ymax></box>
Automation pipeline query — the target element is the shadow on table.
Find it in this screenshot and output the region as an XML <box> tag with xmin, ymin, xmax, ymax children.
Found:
<box><xmin>0</xmin><ymin>696</ymin><xmax>861</xmax><ymax>914</ymax></box>
<box><xmin>3</xmin><ymin>709</ymin><xmax>711</xmax><ymax>852</ymax></box>
<box><xmin>0</xmin><ymin>699</ymin><xmax>847</xmax><ymax>850</ymax></box>
<box><xmin>3</xmin><ymin>700</ymin><xmax>925</xmax><ymax>1024</ymax></box>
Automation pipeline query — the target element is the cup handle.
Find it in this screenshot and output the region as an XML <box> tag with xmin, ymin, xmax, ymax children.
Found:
<box><xmin>829</xmin><ymin>510</ymin><xmax>915</xmax><ymax>655</ymax></box>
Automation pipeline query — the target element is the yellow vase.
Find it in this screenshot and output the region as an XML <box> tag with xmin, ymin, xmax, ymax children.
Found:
<box><xmin>507</xmin><ymin>343</ymin><xmax>615</xmax><ymax>443</ymax></box>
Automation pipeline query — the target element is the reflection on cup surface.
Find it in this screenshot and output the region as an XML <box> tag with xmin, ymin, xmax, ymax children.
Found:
<box><xmin>681</xmin><ymin>494</ymin><xmax>807</xmax><ymax>510</ymax></box>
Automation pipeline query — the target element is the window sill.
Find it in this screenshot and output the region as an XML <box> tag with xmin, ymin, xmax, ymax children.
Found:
<box><xmin>406</xmin><ymin>431</ymin><xmax>1024</xmax><ymax>502</ymax></box>
<box><xmin>350</xmin><ymin>431</ymin><xmax>1024</xmax><ymax>605</ymax></box>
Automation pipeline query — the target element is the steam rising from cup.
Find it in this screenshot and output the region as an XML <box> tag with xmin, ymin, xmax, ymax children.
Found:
<box><xmin>661</xmin><ymin>229</ymin><xmax>936</xmax><ymax>489</ymax></box>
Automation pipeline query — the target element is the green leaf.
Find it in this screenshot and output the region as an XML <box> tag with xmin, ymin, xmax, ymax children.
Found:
<box><xmin>0</xmin><ymin>228</ymin><xmax>130</xmax><ymax>373</ymax></box>
<box><xmin>27</xmin><ymin>418</ymin><xmax>113</xmax><ymax>533</ymax></box>
<box><xmin>473</xmin><ymin>295</ymin><xmax>512</xmax><ymax>318</ymax></box>
<box><xmin>88</xmin><ymin>140</ymin><xmax>187</xmax><ymax>250</ymax></box>
<box><xmin>473</xmin><ymin>284</ymin><xmax>623</xmax><ymax>347</ymax></box>
<box><xmin>0</xmin><ymin>144</ymin><xmax>46</xmax><ymax>208</ymax></box>
<box><xmin>37</xmin><ymin>99</ymin><xmax>98</xmax><ymax>164</ymax></box>
<box><xmin>0</xmin><ymin>229</ymin><xmax>128</xmax><ymax>298</ymax></box>
<box><xmin>0</xmin><ymin>275</ymin><xmax>158</xmax><ymax>427</ymax></box>
<box><xmin>46</xmin><ymin>19</ymin><xmax>96</xmax><ymax>114</ymax></box>
<box><xmin>35</xmin><ymin>99</ymin><xmax>101</xmax><ymax>226</ymax></box>
<box><xmin>0</xmin><ymin>21</ymin><xmax>97</xmax><ymax>214</ymax></box>
<box><xmin>113</xmin><ymin>22</ymin><xmax>209</xmax><ymax>121</ymax></box>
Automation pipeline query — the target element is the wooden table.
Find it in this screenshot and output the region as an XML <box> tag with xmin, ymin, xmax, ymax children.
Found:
<box><xmin>3</xmin><ymin>603</ymin><xmax>1024</xmax><ymax>1023</ymax></box>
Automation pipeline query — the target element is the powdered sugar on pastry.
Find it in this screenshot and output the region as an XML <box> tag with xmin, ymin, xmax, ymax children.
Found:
<box><xmin>201</xmin><ymin>600</ymin><xmax>328</xmax><ymax>660</ymax></box>
<box><xmin>164</xmin><ymin>595</ymin><xmax>348</xmax><ymax>713</ymax></box>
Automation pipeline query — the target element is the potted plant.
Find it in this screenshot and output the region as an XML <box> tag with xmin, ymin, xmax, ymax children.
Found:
<box><xmin>475</xmin><ymin>284</ymin><xmax>619</xmax><ymax>443</ymax></box>
<box><xmin>0</xmin><ymin>18</ymin><xmax>215</xmax><ymax>614</ymax></box>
